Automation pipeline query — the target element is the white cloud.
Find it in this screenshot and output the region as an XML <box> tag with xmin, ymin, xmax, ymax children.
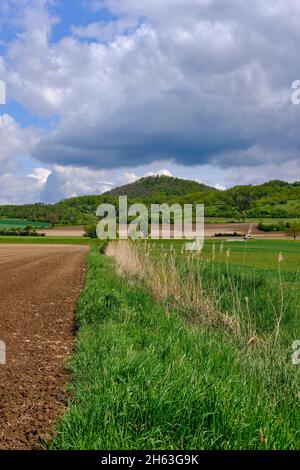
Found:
<box><xmin>118</xmin><ymin>172</ymin><xmax>138</xmax><ymax>185</ymax></box>
<box><xmin>0</xmin><ymin>172</ymin><xmax>44</xmax><ymax>204</ymax></box>
<box><xmin>0</xmin><ymin>114</ymin><xmax>39</xmax><ymax>171</ymax></box>
<box><xmin>27</xmin><ymin>167</ymin><xmax>51</xmax><ymax>186</ymax></box>
<box><xmin>71</xmin><ymin>16</ymin><xmax>138</xmax><ymax>42</ymax></box>
<box><xmin>0</xmin><ymin>112</ymin><xmax>44</xmax><ymax>203</ymax></box>
<box><xmin>215</xmin><ymin>183</ymin><xmax>226</xmax><ymax>191</ymax></box>
<box><xmin>41</xmin><ymin>165</ymin><xmax>112</xmax><ymax>202</ymax></box>
<box><xmin>145</xmin><ymin>169</ymin><xmax>173</xmax><ymax>177</ymax></box>
<box><xmin>224</xmin><ymin>160</ymin><xmax>300</xmax><ymax>186</ymax></box>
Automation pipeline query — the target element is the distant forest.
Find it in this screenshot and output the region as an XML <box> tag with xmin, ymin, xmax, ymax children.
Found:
<box><xmin>1</xmin><ymin>176</ymin><xmax>300</xmax><ymax>225</ymax></box>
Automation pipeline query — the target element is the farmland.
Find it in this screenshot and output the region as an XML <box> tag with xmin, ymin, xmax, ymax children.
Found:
<box><xmin>0</xmin><ymin>235</ymin><xmax>299</xmax><ymax>450</ymax></box>
<box><xmin>0</xmin><ymin>244</ymin><xmax>89</xmax><ymax>449</ymax></box>
<box><xmin>0</xmin><ymin>218</ymin><xmax>51</xmax><ymax>229</ymax></box>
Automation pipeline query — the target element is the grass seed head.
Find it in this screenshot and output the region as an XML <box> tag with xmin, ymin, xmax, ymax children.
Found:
<box><xmin>278</xmin><ymin>252</ymin><xmax>284</xmax><ymax>263</ymax></box>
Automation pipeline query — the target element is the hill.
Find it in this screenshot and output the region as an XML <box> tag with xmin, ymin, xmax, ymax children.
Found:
<box><xmin>1</xmin><ymin>176</ymin><xmax>300</xmax><ymax>225</ymax></box>
<box><xmin>105</xmin><ymin>176</ymin><xmax>216</xmax><ymax>199</ymax></box>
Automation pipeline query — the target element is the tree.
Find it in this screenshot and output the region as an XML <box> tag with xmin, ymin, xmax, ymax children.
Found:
<box><xmin>230</xmin><ymin>188</ymin><xmax>254</xmax><ymax>221</ymax></box>
<box><xmin>46</xmin><ymin>213</ymin><xmax>59</xmax><ymax>227</ymax></box>
<box><xmin>287</xmin><ymin>221</ymin><xmax>300</xmax><ymax>240</ymax></box>
<box><xmin>84</xmin><ymin>224</ymin><xmax>98</xmax><ymax>238</ymax></box>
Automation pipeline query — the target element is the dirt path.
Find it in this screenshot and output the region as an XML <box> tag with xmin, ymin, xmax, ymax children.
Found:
<box><xmin>0</xmin><ymin>244</ymin><xmax>89</xmax><ymax>450</ymax></box>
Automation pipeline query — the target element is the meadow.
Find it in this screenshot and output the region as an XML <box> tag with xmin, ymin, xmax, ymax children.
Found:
<box><xmin>205</xmin><ymin>216</ymin><xmax>300</xmax><ymax>224</ymax></box>
<box><xmin>49</xmin><ymin>237</ymin><xmax>300</xmax><ymax>450</ymax></box>
<box><xmin>0</xmin><ymin>218</ymin><xmax>51</xmax><ymax>229</ymax></box>
<box><xmin>0</xmin><ymin>236</ymin><xmax>92</xmax><ymax>245</ymax></box>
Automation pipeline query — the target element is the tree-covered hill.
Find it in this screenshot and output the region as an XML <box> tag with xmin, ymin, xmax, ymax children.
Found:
<box><xmin>104</xmin><ymin>177</ymin><xmax>300</xmax><ymax>219</ymax></box>
<box><xmin>105</xmin><ymin>176</ymin><xmax>216</xmax><ymax>200</ymax></box>
<box><xmin>1</xmin><ymin>176</ymin><xmax>300</xmax><ymax>225</ymax></box>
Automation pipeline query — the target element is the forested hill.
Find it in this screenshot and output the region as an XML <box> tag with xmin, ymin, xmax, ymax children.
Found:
<box><xmin>1</xmin><ymin>176</ymin><xmax>300</xmax><ymax>225</ymax></box>
<box><xmin>104</xmin><ymin>176</ymin><xmax>215</xmax><ymax>199</ymax></box>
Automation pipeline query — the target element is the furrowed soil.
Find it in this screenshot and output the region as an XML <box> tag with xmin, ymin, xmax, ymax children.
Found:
<box><xmin>0</xmin><ymin>244</ymin><xmax>89</xmax><ymax>450</ymax></box>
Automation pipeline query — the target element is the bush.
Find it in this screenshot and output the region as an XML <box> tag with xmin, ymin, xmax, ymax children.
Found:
<box><xmin>257</xmin><ymin>222</ymin><xmax>289</xmax><ymax>232</ymax></box>
<box><xmin>84</xmin><ymin>224</ymin><xmax>98</xmax><ymax>238</ymax></box>
<box><xmin>215</xmin><ymin>232</ymin><xmax>243</xmax><ymax>237</ymax></box>
<box><xmin>0</xmin><ymin>227</ymin><xmax>45</xmax><ymax>237</ymax></box>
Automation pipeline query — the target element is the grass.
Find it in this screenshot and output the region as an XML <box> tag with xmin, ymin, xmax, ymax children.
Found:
<box><xmin>205</xmin><ymin>217</ymin><xmax>300</xmax><ymax>224</ymax></box>
<box><xmin>146</xmin><ymin>240</ymin><xmax>300</xmax><ymax>339</ymax></box>
<box><xmin>155</xmin><ymin>238</ymin><xmax>300</xmax><ymax>271</ymax></box>
<box><xmin>0</xmin><ymin>218</ymin><xmax>51</xmax><ymax>229</ymax></box>
<box><xmin>0</xmin><ymin>236</ymin><xmax>97</xmax><ymax>245</ymax></box>
<box><xmin>50</xmin><ymin>240</ymin><xmax>300</xmax><ymax>450</ymax></box>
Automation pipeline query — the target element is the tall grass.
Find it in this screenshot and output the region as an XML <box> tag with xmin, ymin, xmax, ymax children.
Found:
<box><xmin>106</xmin><ymin>240</ymin><xmax>298</xmax><ymax>345</ymax></box>
<box><xmin>50</xmin><ymin>243</ymin><xmax>300</xmax><ymax>450</ymax></box>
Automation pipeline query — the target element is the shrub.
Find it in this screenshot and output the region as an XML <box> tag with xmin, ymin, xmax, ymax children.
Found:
<box><xmin>257</xmin><ymin>222</ymin><xmax>289</xmax><ymax>232</ymax></box>
<box><xmin>84</xmin><ymin>224</ymin><xmax>98</xmax><ymax>238</ymax></box>
<box><xmin>215</xmin><ymin>232</ymin><xmax>243</xmax><ymax>237</ymax></box>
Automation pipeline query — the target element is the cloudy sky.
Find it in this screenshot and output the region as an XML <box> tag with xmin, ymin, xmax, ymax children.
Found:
<box><xmin>0</xmin><ymin>0</ymin><xmax>300</xmax><ymax>204</ymax></box>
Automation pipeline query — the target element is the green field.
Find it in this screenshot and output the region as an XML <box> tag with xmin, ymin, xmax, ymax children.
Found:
<box><xmin>0</xmin><ymin>236</ymin><xmax>91</xmax><ymax>245</ymax></box>
<box><xmin>205</xmin><ymin>217</ymin><xmax>300</xmax><ymax>224</ymax></box>
<box><xmin>157</xmin><ymin>238</ymin><xmax>300</xmax><ymax>271</ymax></box>
<box><xmin>0</xmin><ymin>218</ymin><xmax>51</xmax><ymax>229</ymax></box>
<box><xmin>43</xmin><ymin>237</ymin><xmax>299</xmax><ymax>450</ymax></box>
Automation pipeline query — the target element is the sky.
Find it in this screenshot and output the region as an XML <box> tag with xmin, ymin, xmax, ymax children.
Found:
<box><xmin>1</xmin><ymin>0</ymin><xmax>300</xmax><ymax>204</ymax></box>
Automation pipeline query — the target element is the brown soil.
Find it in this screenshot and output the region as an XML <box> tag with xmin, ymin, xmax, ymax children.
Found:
<box><xmin>38</xmin><ymin>223</ymin><xmax>293</xmax><ymax>240</ymax></box>
<box><xmin>0</xmin><ymin>244</ymin><xmax>89</xmax><ymax>450</ymax></box>
<box><xmin>204</xmin><ymin>223</ymin><xmax>253</xmax><ymax>236</ymax></box>
<box><xmin>38</xmin><ymin>226</ymin><xmax>85</xmax><ymax>237</ymax></box>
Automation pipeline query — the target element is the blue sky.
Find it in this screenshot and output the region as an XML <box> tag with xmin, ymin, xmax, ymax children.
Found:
<box><xmin>49</xmin><ymin>1</ymin><xmax>118</xmax><ymax>43</ymax></box>
<box><xmin>1</xmin><ymin>0</ymin><xmax>300</xmax><ymax>204</ymax></box>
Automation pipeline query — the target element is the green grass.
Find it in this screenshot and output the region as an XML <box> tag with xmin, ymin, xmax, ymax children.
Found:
<box><xmin>155</xmin><ymin>238</ymin><xmax>300</xmax><ymax>270</ymax></box>
<box><xmin>0</xmin><ymin>236</ymin><xmax>100</xmax><ymax>245</ymax></box>
<box><xmin>205</xmin><ymin>217</ymin><xmax>300</xmax><ymax>224</ymax></box>
<box><xmin>50</xmin><ymin>242</ymin><xmax>300</xmax><ymax>450</ymax></box>
<box><xmin>0</xmin><ymin>218</ymin><xmax>51</xmax><ymax>229</ymax></box>
<box><xmin>151</xmin><ymin>239</ymin><xmax>300</xmax><ymax>337</ymax></box>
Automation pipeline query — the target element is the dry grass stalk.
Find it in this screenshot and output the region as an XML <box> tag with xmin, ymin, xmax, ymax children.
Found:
<box><xmin>106</xmin><ymin>241</ymin><xmax>242</xmax><ymax>335</ymax></box>
<box><xmin>105</xmin><ymin>240</ymin><xmax>142</xmax><ymax>278</ymax></box>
